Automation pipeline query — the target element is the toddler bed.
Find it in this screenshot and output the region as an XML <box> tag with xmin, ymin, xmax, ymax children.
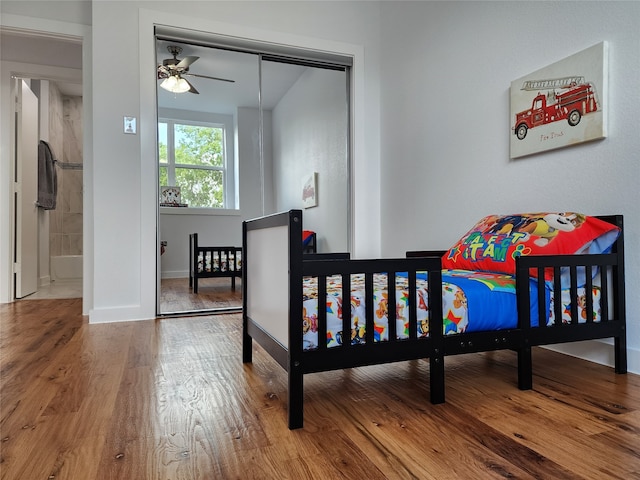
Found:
<box><xmin>243</xmin><ymin>210</ymin><xmax>626</xmax><ymax>429</ymax></box>
<box><xmin>242</xmin><ymin>210</ymin><xmax>445</xmax><ymax>429</ymax></box>
<box><xmin>189</xmin><ymin>233</ymin><xmax>242</xmax><ymax>293</ymax></box>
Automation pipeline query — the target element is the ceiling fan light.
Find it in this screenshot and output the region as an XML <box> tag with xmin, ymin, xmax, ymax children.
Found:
<box><xmin>160</xmin><ymin>75</ymin><xmax>190</xmax><ymax>93</ymax></box>
<box><xmin>174</xmin><ymin>77</ymin><xmax>191</xmax><ymax>93</ymax></box>
<box><xmin>160</xmin><ymin>75</ymin><xmax>177</xmax><ymax>91</ymax></box>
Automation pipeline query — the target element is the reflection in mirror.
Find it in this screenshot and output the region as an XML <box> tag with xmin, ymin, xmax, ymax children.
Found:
<box><xmin>157</xmin><ymin>40</ymin><xmax>258</xmax><ymax>314</ymax></box>
<box><xmin>261</xmin><ymin>59</ymin><xmax>349</xmax><ymax>253</ymax></box>
<box><xmin>156</xmin><ymin>37</ymin><xmax>350</xmax><ymax>315</ymax></box>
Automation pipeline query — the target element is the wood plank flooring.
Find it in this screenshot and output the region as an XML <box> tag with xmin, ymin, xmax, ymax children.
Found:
<box><xmin>160</xmin><ymin>277</ymin><xmax>242</xmax><ymax>314</ymax></box>
<box><xmin>1</xmin><ymin>299</ymin><xmax>639</xmax><ymax>479</ymax></box>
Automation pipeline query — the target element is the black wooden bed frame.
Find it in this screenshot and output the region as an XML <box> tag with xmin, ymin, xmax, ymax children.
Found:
<box><xmin>189</xmin><ymin>233</ymin><xmax>242</xmax><ymax>293</ymax></box>
<box><xmin>242</xmin><ymin>210</ymin><xmax>626</xmax><ymax>429</ymax></box>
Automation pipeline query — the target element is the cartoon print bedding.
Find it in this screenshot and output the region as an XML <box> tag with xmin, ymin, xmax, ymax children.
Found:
<box><xmin>301</xmin><ymin>269</ymin><xmax>603</xmax><ymax>351</ymax></box>
<box><xmin>302</xmin><ymin>273</ymin><xmax>431</xmax><ymax>351</ymax></box>
<box><xmin>196</xmin><ymin>250</ymin><xmax>241</xmax><ymax>273</ymax></box>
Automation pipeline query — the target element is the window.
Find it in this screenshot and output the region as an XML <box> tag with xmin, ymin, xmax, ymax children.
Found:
<box><xmin>158</xmin><ymin>118</ymin><xmax>235</xmax><ymax>209</ymax></box>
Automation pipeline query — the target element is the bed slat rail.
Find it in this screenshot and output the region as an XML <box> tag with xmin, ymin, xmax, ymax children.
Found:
<box><xmin>298</xmin><ymin>257</ymin><xmax>444</xmax><ymax>412</ymax></box>
<box><xmin>517</xmin><ymin>252</ymin><xmax>620</xmax><ymax>329</ymax></box>
<box><xmin>515</xmin><ymin>230</ymin><xmax>626</xmax><ymax>389</ymax></box>
<box><xmin>189</xmin><ymin>233</ymin><xmax>242</xmax><ymax>293</ymax></box>
<box><xmin>302</xmin><ymin>257</ymin><xmax>442</xmax><ymax>362</ymax></box>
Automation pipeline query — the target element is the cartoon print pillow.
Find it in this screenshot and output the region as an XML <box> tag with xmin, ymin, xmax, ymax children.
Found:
<box><xmin>441</xmin><ymin>213</ymin><xmax>620</xmax><ymax>279</ymax></box>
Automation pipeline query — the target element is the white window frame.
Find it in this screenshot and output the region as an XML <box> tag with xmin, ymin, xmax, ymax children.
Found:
<box><xmin>158</xmin><ymin>111</ymin><xmax>237</xmax><ymax>214</ymax></box>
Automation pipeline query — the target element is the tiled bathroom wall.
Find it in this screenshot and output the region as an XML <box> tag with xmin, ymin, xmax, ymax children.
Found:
<box><xmin>49</xmin><ymin>84</ymin><xmax>83</xmax><ymax>256</ymax></box>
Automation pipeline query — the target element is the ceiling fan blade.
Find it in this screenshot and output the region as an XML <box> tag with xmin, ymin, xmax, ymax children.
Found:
<box><xmin>177</xmin><ymin>55</ymin><xmax>199</xmax><ymax>69</ymax></box>
<box><xmin>184</xmin><ymin>77</ymin><xmax>199</xmax><ymax>94</ymax></box>
<box><xmin>184</xmin><ymin>72</ymin><xmax>235</xmax><ymax>83</ymax></box>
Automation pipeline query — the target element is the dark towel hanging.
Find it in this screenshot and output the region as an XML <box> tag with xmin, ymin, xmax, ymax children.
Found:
<box><xmin>37</xmin><ymin>140</ymin><xmax>57</xmax><ymax>210</ymax></box>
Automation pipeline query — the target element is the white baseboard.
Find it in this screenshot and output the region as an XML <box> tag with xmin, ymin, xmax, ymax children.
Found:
<box><xmin>89</xmin><ymin>305</ymin><xmax>153</xmax><ymax>323</ymax></box>
<box><xmin>39</xmin><ymin>275</ymin><xmax>51</xmax><ymax>287</ymax></box>
<box><xmin>161</xmin><ymin>270</ymin><xmax>188</xmax><ymax>279</ymax></box>
<box><xmin>544</xmin><ymin>339</ymin><xmax>639</xmax><ymax>375</ymax></box>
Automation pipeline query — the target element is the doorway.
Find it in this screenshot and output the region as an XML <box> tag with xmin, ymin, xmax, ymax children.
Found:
<box><xmin>2</xmin><ymin>30</ymin><xmax>84</xmax><ymax>301</ymax></box>
<box><xmin>155</xmin><ymin>32</ymin><xmax>352</xmax><ymax>315</ymax></box>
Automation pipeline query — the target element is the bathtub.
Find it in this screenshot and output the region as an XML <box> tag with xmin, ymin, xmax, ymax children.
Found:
<box><xmin>51</xmin><ymin>255</ymin><xmax>83</xmax><ymax>281</ymax></box>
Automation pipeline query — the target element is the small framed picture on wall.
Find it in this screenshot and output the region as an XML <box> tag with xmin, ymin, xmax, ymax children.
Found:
<box><xmin>301</xmin><ymin>172</ymin><xmax>318</xmax><ymax>208</ymax></box>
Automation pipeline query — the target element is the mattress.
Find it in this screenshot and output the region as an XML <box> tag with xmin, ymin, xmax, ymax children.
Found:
<box><xmin>302</xmin><ymin>270</ymin><xmax>602</xmax><ymax>351</ymax></box>
<box><xmin>302</xmin><ymin>273</ymin><xmax>430</xmax><ymax>351</ymax></box>
<box><xmin>197</xmin><ymin>251</ymin><xmax>241</xmax><ymax>273</ymax></box>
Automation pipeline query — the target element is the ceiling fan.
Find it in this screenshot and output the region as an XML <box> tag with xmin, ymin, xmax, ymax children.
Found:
<box><xmin>157</xmin><ymin>45</ymin><xmax>235</xmax><ymax>94</ymax></box>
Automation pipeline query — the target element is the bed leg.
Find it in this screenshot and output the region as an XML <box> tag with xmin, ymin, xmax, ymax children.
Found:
<box><xmin>193</xmin><ymin>277</ymin><xmax>198</xmax><ymax>294</ymax></box>
<box><xmin>429</xmin><ymin>352</ymin><xmax>445</xmax><ymax>404</ymax></box>
<box><xmin>517</xmin><ymin>345</ymin><xmax>533</xmax><ymax>390</ymax></box>
<box><xmin>615</xmin><ymin>335</ymin><xmax>628</xmax><ymax>374</ymax></box>
<box><xmin>288</xmin><ymin>369</ymin><xmax>304</xmax><ymax>429</ymax></box>
<box><xmin>242</xmin><ymin>322</ymin><xmax>252</xmax><ymax>363</ymax></box>
<box><xmin>231</xmin><ymin>276</ymin><xmax>236</xmax><ymax>290</ymax></box>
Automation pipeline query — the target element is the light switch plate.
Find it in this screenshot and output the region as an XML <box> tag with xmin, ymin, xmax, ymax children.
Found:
<box><xmin>124</xmin><ymin>116</ymin><xmax>137</xmax><ymax>134</ymax></box>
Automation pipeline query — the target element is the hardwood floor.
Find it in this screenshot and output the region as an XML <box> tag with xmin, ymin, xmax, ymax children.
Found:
<box><xmin>1</xmin><ymin>299</ymin><xmax>639</xmax><ymax>479</ymax></box>
<box><xmin>160</xmin><ymin>277</ymin><xmax>242</xmax><ymax>314</ymax></box>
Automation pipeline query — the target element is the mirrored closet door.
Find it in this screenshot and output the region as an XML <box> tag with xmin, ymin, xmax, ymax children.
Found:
<box><xmin>155</xmin><ymin>32</ymin><xmax>351</xmax><ymax>315</ymax></box>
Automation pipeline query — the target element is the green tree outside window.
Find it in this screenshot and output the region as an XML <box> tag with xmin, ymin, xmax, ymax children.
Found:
<box><xmin>159</xmin><ymin>122</ymin><xmax>226</xmax><ymax>208</ymax></box>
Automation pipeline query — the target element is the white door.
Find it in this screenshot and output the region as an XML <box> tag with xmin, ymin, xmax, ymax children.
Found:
<box><xmin>14</xmin><ymin>79</ymin><xmax>39</xmax><ymax>298</ymax></box>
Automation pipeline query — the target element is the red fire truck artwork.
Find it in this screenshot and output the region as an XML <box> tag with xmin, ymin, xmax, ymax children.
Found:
<box><xmin>513</xmin><ymin>76</ymin><xmax>599</xmax><ymax>140</ymax></box>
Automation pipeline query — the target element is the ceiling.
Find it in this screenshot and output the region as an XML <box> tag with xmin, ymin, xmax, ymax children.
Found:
<box><xmin>0</xmin><ymin>30</ymin><xmax>83</xmax><ymax>96</ymax></box>
<box><xmin>0</xmin><ymin>31</ymin><xmax>305</xmax><ymax>113</ymax></box>
<box><xmin>155</xmin><ymin>39</ymin><xmax>306</xmax><ymax>115</ymax></box>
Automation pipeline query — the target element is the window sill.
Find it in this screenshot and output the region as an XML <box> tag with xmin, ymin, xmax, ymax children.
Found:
<box><xmin>160</xmin><ymin>207</ymin><xmax>241</xmax><ymax>216</ymax></box>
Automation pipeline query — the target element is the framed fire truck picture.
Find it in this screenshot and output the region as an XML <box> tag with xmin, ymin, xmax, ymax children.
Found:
<box><xmin>510</xmin><ymin>41</ymin><xmax>608</xmax><ymax>159</ymax></box>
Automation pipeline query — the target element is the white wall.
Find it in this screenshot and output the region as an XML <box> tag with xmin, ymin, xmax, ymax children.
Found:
<box><xmin>379</xmin><ymin>1</ymin><xmax>640</xmax><ymax>373</ymax></box>
<box><xmin>272</xmin><ymin>67</ymin><xmax>349</xmax><ymax>253</ymax></box>
<box><xmin>87</xmin><ymin>1</ymin><xmax>377</xmax><ymax>322</ymax></box>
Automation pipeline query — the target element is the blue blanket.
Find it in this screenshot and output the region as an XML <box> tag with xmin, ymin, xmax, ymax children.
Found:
<box><xmin>442</xmin><ymin>269</ymin><xmax>549</xmax><ymax>333</ymax></box>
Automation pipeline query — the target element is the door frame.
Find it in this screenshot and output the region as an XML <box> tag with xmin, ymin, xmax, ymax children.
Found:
<box><xmin>153</xmin><ymin>37</ymin><xmax>354</xmax><ymax>316</ymax></box>
<box><xmin>0</xmin><ymin>18</ymin><xmax>90</xmax><ymax>310</ymax></box>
